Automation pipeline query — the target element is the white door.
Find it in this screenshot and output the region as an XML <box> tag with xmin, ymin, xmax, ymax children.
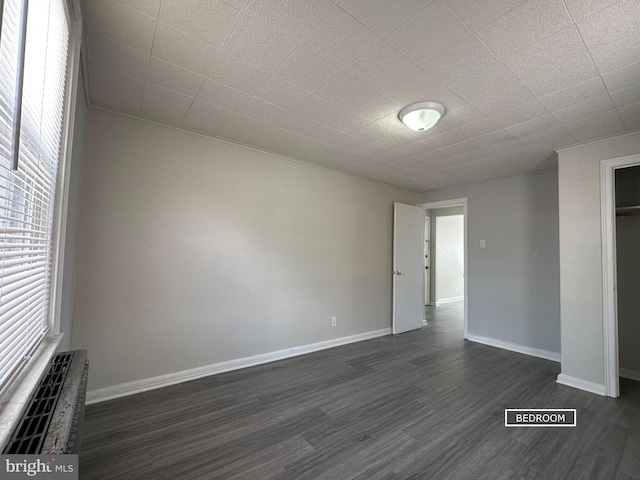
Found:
<box><xmin>393</xmin><ymin>202</ymin><xmax>425</xmax><ymax>334</ymax></box>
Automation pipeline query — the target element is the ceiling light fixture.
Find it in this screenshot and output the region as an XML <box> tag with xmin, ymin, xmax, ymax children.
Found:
<box><xmin>398</xmin><ymin>102</ymin><xmax>445</xmax><ymax>132</ymax></box>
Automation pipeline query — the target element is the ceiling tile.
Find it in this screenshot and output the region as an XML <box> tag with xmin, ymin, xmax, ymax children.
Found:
<box><xmin>489</xmin><ymin>100</ymin><xmax>548</xmax><ymax>128</ymax></box>
<box><xmin>439</xmin><ymin>129</ymin><xmax>515</xmax><ymax>156</ymax></box>
<box><xmin>351</xmin><ymin>123</ymin><xmax>396</xmax><ymax>143</ymax></box>
<box><xmin>89</xmin><ymin>68</ymin><xmax>144</xmax><ymax>116</ymax></box>
<box><xmin>151</xmin><ymin>24</ymin><xmax>219</xmax><ymax>76</ymax></box>
<box><xmin>223</xmin><ymin>0</ymin><xmax>334</xmax><ymax>71</ymax></box>
<box><xmin>316</xmin><ymin>73</ymin><xmax>402</xmax><ymax>122</ymax></box>
<box><xmin>195</xmin><ymin>79</ymin><xmax>250</xmax><ymax>110</ymax></box>
<box><xmin>562</xmin><ymin>0</ymin><xmax>620</xmax><ymax>22</ymax></box>
<box><xmin>617</xmin><ymin>102</ymin><xmax>640</xmax><ymax>131</ymax></box>
<box><xmin>436</xmin><ymin>105</ymin><xmax>486</xmax><ymax>131</ymax></box>
<box><xmin>142</xmin><ymin>83</ymin><xmax>194</xmax><ymax>114</ymax></box>
<box><xmin>140</xmin><ymin>104</ymin><xmax>188</xmax><ymax>125</ymax></box>
<box><xmin>182</xmin><ymin>100</ymin><xmax>235</xmax><ymax>132</ymax></box>
<box><xmin>505</xmin><ymin>114</ymin><xmax>565</xmax><ymax>138</ymax></box>
<box><xmin>577</xmin><ymin>0</ymin><xmax>640</xmax><ymax>73</ymax></box>
<box><xmin>222</xmin><ymin>113</ymin><xmax>270</xmax><ymax>135</ymax></box>
<box><xmin>82</xmin><ymin>0</ymin><xmax>639</xmax><ymax>192</ymax></box>
<box><xmin>209</xmin><ymin>53</ymin><xmax>270</xmax><ymax>95</ymax></box>
<box><xmin>303</xmin><ymin>6</ymin><xmax>379</xmax><ymax>69</ymax></box>
<box><xmin>238</xmin><ymin>97</ymin><xmax>288</xmax><ymax>125</ymax></box>
<box><xmin>300</xmin><ymin>124</ymin><xmax>364</xmax><ymax>151</ymax></box>
<box><xmin>376</xmin><ymin>67</ymin><xmax>468</xmax><ymax>112</ymax></box>
<box><xmin>537</xmin><ymin>76</ymin><xmax>608</xmax><ymax>112</ymax></box>
<box><xmin>610</xmin><ymin>83</ymin><xmax>640</xmax><ymax>109</ymax></box>
<box><xmin>253</xmin><ymin>126</ymin><xmax>302</xmax><ymax>147</ymax></box>
<box><xmin>373</xmin><ymin>113</ymin><xmax>415</xmax><ymax>135</ymax></box>
<box><xmin>345</xmin><ymin>42</ymin><xmax>415</xmax><ymax>91</ymax></box>
<box><xmin>450</xmin><ymin>117</ymin><xmax>502</xmax><ymax>140</ymax></box>
<box><xmin>272</xmin><ymin>111</ymin><xmax>324</xmax><ymax>136</ymax></box>
<box><xmin>411</xmin><ymin>131</ymin><xmax>465</xmax><ymax>152</ymax></box>
<box><xmin>563</xmin><ymin>110</ymin><xmax>627</xmax><ymax>142</ymax></box>
<box><xmin>275</xmin><ymin>47</ymin><xmax>339</xmax><ymax>93</ymax></box>
<box><xmin>86</xmin><ymin>34</ymin><xmax>150</xmax><ymax>80</ymax></box>
<box><xmin>254</xmin><ymin>76</ymin><xmax>310</xmax><ymax>111</ymax></box>
<box><xmin>552</xmin><ymin>94</ymin><xmax>616</xmax><ymax>126</ymax></box>
<box><xmin>469</xmin><ymin>81</ymin><xmax>536</xmax><ymax>115</ymax></box>
<box><xmin>337</xmin><ymin>0</ymin><xmax>431</xmax><ymax>37</ymax></box>
<box><xmin>385</xmin><ymin>0</ymin><xmax>472</xmax><ymax>66</ymax></box>
<box><xmin>602</xmin><ymin>61</ymin><xmax>640</xmax><ymax>93</ymax></box>
<box><xmin>445</xmin><ymin>0</ymin><xmax>527</xmax><ymax>32</ymax></box>
<box><xmin>528</xmin><ymin>134</ymin><xmax>575</xmax><ymax>156</ymax></box>
<box><xmin>215</xmin><ymin>126</ymin><xmax>259</xmax><ymax>146</ymax></box>
<box><xmin>391</xmin><ymin>130</ymin><xmax>458</xmax><ymax>157</ymax></box>
<box><xmin>118</xmin><ymin>0</ymin><xmax>162</xmax><ymax>17</ymax></box>
<box><xmin>292</xmin><ymin>95</ymin><xmax>370</xmax><ymax>133</ymax></box>
<box><xmin>220</xmin><ymin>0</ymin><xmax>252</xmax><ymax>9</ymax></box>
<box><xmin>424</xmin><ymin>35</ymin><xmax>504</xmax><ymax>85</ymax></box>
<box><xmin>85</xmin><ymin>0</ymin><xmax>157</xmax><ymax>53</ymax></box>
<box><xmin>147</xmin><ymin>57</ymin><xmax>205</xmax><ymax>96</ymax></box>
<box><xmin>518</xmin><ymin>128</ymin><xmax>576</xmax><ymax>149</ymax></box>
<box><xmin>475</xmin><ymin>0</ymin><xmax>572</xmax><ymax>58</ymax></box>
<box><xmin>158</xmin><ymin>0</ymin><xmax>241</xmax><ymax>48</ymax></box>
<box><xmin>502</xmin><ymin>26</ymin><xmax>598</xmax><ymax>97</ymax></box>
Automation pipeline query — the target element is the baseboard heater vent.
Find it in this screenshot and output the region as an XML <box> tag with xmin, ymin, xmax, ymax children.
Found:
<box><xmin>3</xmin><ymin>350</ymin><xmax>89</xmax><ymax>454</ymax></box>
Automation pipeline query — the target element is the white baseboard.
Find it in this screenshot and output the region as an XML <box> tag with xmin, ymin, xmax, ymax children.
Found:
<box><xmin>556</xmin><ymin>374</ymin><xmax>606</xmax><ymax>396</ymax></box>
<box><xmin>620</xmin><ymin>368</ymin><xmax>640</xmax><ymax>382</ymax></box>
<box><xmin>86</xmin><ymin>328</ymin><xmax>391</xmax><ymax>405</ymax></box>
<box><xmin>466</xmin><ymin>334</ymin><xmax>561</xmax><ymax>362</ymax></box>
<box><xmin>436</xmin><ymin>296</ymin><xmax>464</xmax><ymax>305</ymax></box>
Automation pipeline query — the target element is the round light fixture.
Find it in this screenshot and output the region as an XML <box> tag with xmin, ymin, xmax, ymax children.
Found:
<box><xmin>398</xmin><ymin>102</ymin><xmax>445</xmax><ymax>132</ymax></box>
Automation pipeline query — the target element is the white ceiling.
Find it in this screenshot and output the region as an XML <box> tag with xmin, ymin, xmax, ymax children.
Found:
<box><xmin>82</xmin><ymin>0</ymin><xmax>640</xmax><ymax>192</ymax></box>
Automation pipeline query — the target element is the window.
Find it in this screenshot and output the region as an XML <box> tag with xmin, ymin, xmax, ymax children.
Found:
<box><xmin>0</xmin><ymin>0</ymin><xmax>73</xmax><ymax>390</ymax></box>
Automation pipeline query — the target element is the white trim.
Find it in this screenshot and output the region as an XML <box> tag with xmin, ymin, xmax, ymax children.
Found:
<box><xmin>600</xmin><ymin>153</ymin><xmax>640</xmax><ymax>398</ymax></box>
<box><xmin>620</xmin><ymin>368</ymin><xmax>640</xmax><ymax>383</ymax></box>
<box><xmin>555</xmin><ymin>131</ymin><xmax>640</xmax><ymax>153</ymax></box>
<box><xmin>417</xmin><ymin>198</ymin><xmax>469</xmax><ymax>340</ymax></box>
<box><xmin>437</xmin><ymin>296</ymin><xmax>464</xmax><ymax>305</ymax></box>
<box><xmin>50</xmin><ymin>3</ymin><xmax>83</xmax><ymax>335</ymax></box>
<box><xmin>556</xmin><ymin>374</ymin><xmax>606</xmax><ymax>396</ymax></box>
<box><xmin>467</xmin><ymin>334</ymin><xmax>560</xmax><ymax>362</ymax></box>
<box><xmin>86</xmin><ymin>328</ymin><xmax>391</xmax><ymax>405</ymax></box>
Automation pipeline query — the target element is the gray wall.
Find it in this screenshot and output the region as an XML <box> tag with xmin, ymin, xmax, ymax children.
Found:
<box><xmin>71</xmin><ymin>109</ymin><xmax>416</xmax><ymax>391</ymax></box>
<box><xmin>425</xmin><ymin>206</ymin><xmax>464</xmax><ymax>304</ymax></box>
<box><xmin>615</xmin><ymin>166</ymin><xmax>640</xmax><ymax>376</ymax></box>
<box><xmin>419</xmin><ymin>170</ymin><xmax>561</xmax><ymax>353</ymax></box>
<box><xmin>557</xmin><ymin>131</ymin><xmax>640</xmax><ymax>387</ymax></box>
<box><xmin>58</xmin><ymin>71</ymin><xmax>87</xmax><ymax>352</ymax></box>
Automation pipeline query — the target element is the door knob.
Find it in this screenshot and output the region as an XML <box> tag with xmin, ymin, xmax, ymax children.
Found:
<box><xmin>392</xmin><ymin>270</ymin><xmax>403</xmax><ymax>275</ymax></box>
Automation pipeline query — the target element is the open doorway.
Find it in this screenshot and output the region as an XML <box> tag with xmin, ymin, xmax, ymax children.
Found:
<box><xmin>418</xmin><ymin>198</ymin><xmax>468</xmax><ymax>339</ymax></box>
<box><xmin>601</xmin><ymin>153</ymin><xmax>640</xmax><ymax>398</ymax></box>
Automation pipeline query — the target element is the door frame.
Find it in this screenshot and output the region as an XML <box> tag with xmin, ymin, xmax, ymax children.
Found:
<box><xmin>417</xmin><ymin>198</ymin><xmax>468</xmax><ymax>339</ymax></box>
<box><xmin>424</xmin><ymin>216</ymin><xmax>430</xmax><ymax>306</ymax></box>
<box><xmin>601</xmin><ymin>153</ymin><xmax>640</xmax><ymax>398</ymax></box>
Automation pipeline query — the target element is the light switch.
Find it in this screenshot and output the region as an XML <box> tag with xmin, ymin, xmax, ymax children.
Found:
<box><xmin>480</xmin><ymin>240</ymin><xmax>486</xmax><ymax>248</ymax></box>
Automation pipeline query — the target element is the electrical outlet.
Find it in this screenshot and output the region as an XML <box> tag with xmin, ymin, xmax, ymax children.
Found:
<box><xmin>331</xmin><ymin>316</ymin><xmax>337</xmax><ymax>327</ymax></box>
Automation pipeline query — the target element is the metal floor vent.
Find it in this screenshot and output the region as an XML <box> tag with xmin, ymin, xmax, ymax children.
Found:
<box><xmin>3</xmin><ymin>350</ymin><xmax>88</xmax><ymax>454</ymax></box>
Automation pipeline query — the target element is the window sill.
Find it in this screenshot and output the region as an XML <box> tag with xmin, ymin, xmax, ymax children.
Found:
<box><xmin>0</xmin><ymin>334</ymin><xmax>63</xmax><ymax>449</ymax></box>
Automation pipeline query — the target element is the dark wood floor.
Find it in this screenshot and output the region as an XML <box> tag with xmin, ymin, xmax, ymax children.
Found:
<box><xmin>81</xmin><ymin>302</ymin><xmax>640</xmax><ymax>479</ymax></box>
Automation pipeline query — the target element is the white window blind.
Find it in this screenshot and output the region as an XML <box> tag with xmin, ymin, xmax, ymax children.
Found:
<box><xmin>0</xmin><ymin>0</ymin><xmax>70</xmax><ymax>388</ymax></box>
